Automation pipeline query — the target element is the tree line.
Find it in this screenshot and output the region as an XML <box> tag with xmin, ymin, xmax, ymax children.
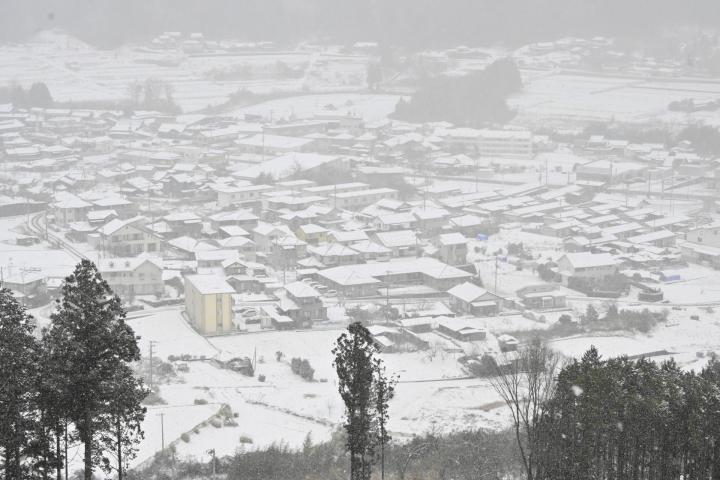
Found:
<box><xmin>492</xmin><ymin>339</ymin><xmax>720</xmax><ymax>480</ymax></box>
<box><xmin>0</xmin><ymin>260</ymin><xmax>147</xmax><ymax>480</ymax></box>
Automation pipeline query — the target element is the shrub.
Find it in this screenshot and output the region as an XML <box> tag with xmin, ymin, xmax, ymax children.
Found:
<box><xmin>210</xmin><ymin>418</ymin><xmax>222</xmax><ymax>428</ymax></box>
<box><xmin>290</xmin><ymin>357</ymin><xmax>315</xmax><ymax>381</ymax></box>
<box><xmin>258</xmin><ymin>374</ymin><xmax>266</xmax><ymax>382</ymax></box>
<box><xmin>193</xmin><ymin>398</ymin><xmax>208</xmax><ymax>405</ymax></box>
<box><xmin>180</xmin><ymin>433</ymin><xmax>190</xmax><ymax>443</ymax></box>
<box><xmin>239</xmin><ymin>435</ymin><xmax>254</xmax><ymax>444</ymax></box>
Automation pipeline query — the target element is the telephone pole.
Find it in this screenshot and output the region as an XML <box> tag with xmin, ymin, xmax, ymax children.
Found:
<box><xmin>208</xmin><ymin>449</ymin><xmax>217</xmax><ymax>476</ymax></box>
<box><xmin>158</xmin><ymin>413</ymin><xmax>165</xmax><ymax>451</ymax></box>
<box><xmin>149</xmin><ymin>341</ymin><xmax>157</xmax><ymax>390</ymax></box>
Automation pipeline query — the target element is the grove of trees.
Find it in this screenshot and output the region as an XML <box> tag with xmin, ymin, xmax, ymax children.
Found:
<box><xmin>0</xmin><ymin>260</ymin><xmax>147</xmax><ymax>480</ymax></box>
<box><xmin>393</xmin><ymin>59</ymin><xmax>522</xmax><ymax>126</ymax></box>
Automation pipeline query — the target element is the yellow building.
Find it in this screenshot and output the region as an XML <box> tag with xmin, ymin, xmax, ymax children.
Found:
<box><xmin>184</xmin><ymin>274</ymin><xmax>235</xmax><ymax>335</ymax></box>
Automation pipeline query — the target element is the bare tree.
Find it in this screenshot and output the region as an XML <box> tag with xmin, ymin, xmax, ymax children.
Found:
<box><xmin>489</xmin><ymin>338</ymin><xmax>560</xmax><ymax>480</ymax></box>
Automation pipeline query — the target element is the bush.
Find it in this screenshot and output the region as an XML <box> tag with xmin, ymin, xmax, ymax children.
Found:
<box><xmin>258</xmin><ymin>374</ymin><xmax>266</xmax><ymax>382</ymax></box>
<box><xmin>180</xmin><ymin>433</ymin><xmax>190</xmax><ymax>443</ymax></box>
<box><xmin>143</xmin><ymin>390</ymin><xmax>166</xmax><ymax>405</ymax></box>
<box><xmin>239</xmin><ymin>435</ymin><xmax>254</xmax><ymax>444</ymax></box>
<box><xmin>193</xmin><ymin>398</ymin><xmax>208</xmax><ymax>405</ymax></box>
<box><xmin>467</xmin><ymin>354</ymin><xmax>498</xmax><ymax>377</ymax></box>
<box><xmin>210</xmin><ymin>418</ymin><xmax>222</xmax><ymax>428</ymax></box>
<box><xmin>290</xmin><ymin>357</ymin><xmax>315</xmax><ymax>381</ymax></box>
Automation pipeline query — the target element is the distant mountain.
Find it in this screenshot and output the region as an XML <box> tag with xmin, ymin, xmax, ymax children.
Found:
<box><xmin>1</xmin><ymin>0</ymin><xmax>720</xmax><ymax>48</ymax></box>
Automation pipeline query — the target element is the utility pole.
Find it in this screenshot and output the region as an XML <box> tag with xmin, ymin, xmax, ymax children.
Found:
<box><xmin>385</xmin><ymin>271</ymin><xmax>390</xmax><ymax>325</ymax></box>
<box><xmin>494</xmin><ymin>256</ymin><xmax>499</xmax><ymax>294</ymax></box>
<box><xmin>208</xmin><ymin>448</ymin><xmax>217</xmax><ymax>476</ymax></box>
<box><xmin>149</xmin><ymin>341</ymin><xmax>157</xmax><ymax>390</ymax></box>
<box><xmin>158</xmin><ymin>413</ymin><xmax>165</xmax><ymax>451</ymax></box>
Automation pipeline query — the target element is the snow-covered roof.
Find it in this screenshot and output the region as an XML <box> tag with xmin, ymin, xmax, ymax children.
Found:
<box><xmin>447</xmin><ymin>282</ymin><xmax>494</xmax><ymax>303</ymax></box>
<box><xmin>185</xmin><ymin>274</ymin><xmax>235</xmax><ymax>295</ymax></box>
<box><xmin>560</xmin><ymin>252</ymin><xmax>618</xmax><ymax>269</ymax></box>
<box><xmin>284</xmin><ymin>281</ymin><xmax>320</xmax><ymax>298</ymax></box>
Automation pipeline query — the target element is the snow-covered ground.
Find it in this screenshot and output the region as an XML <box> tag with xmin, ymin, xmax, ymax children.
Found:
<box><xmin>511</xmin><ymin>71</ymin><xmax>720</xmax><ymax>126</ymax></box>
<box><xmin>228</xmin><ymin>93</ymin><xmax>401</xmax><ymax>122</ymax></box>
<box><xmin>0</xmin><ymin>31</ymin><xmax>374</xmax><ymax>112</ymax></box>
<box><xmin>125</xmin><ymin>309</ymin><xmax>515</xmax><ymax>462</ymax></box>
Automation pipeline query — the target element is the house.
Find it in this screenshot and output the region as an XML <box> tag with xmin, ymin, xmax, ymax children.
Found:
<box><xmin>412</xmin><ymin>207</ymin><xmax>450</xmax><ymax>235</ymax></box>
<box><xmin>277</xmin><ymin>281</ymin><xmax>327</xmax><ymax>327</ymax></box>
<box><xmin>627</xmin><ymin>230</ymin><xmax>676</xmax><ymax>248</ymax></box>
<box><xmin>52</xmin><ymin>194</ymin><xmax>93</xmax><ymax>226</ymax></box>
<box><xmin>184</xmin><ymin>274</ymin><xmax>235</xmax><ymax>335</ymax></box>
<box><xmin>438</xmin><ymin>233</ymin><xmax>468</xmax><ymax>266</ymax></box>
<box><xmin>449</xmin><ymin>214</ymin><xmax>489</xmax><ymax>237</ymax></box>
<box><xmin>252</xmin><ymin>223</ymin><xmax>294</xmax><ymax>252</ymax></box>
<box><xmin>296</xmin><ymin>224</ymin><xmax>329</xmax><ymax>246</ymax></box>
<box><xmin>437</xmin><ymin>319</ymin><xmax>487</xmax><ymax>341</ymax></box>
<box><xmin>2</xmin><ymin>272</ymin><xmax>46</xmax><ymax>302</ymax></box>
<box><xmin>98</xmin><ymin>256</ymin><xmax>164</xmax><ymax>300</ymax></box>
<box><xmin>271</xmin><ymin>234</ymin><xmax>308</xmax><ymax>269</ymax></box>
<box><xmin>163</xmin><ymin>212</ymin><xmax>203</xmax><ymax>238</ymax></box>
<box><xmin>680</xmin><ymin>222</ymin><xmax>720</xmax><ymax>267</ymax></box>
<box><xmin>367</xmin><ymin>325</ymin><xmax>430</xmax><ymax>352</ymax></box>
<box><xmin>217</xmin><ymin>236</ymin><xmax>256</xmax><ymax>261</ymax></box>
<box><xmin>196</xmin><ymin>249</ymin><xmax>239</xmax><ymax>269</ymax></box>
<box><xmin>208</xmin><ymin>209</ymin><xmax>260</xmax><ymax>230</ymax></box>
<box><xmin>96</xmin><ymin>216</ymin><xmax>163</xmax><ymax>257</ymax></box>
<box><xmin>447</xmin><ymin>282</ymin><xmax>502</xmax><ymax>316</ymax></box>
<box><xmin>557</xmin><ymin>252</ymin><xmax>619</xmax><ymax>284</ymax></box>
<box><xmin>349</xmin><ymin>240</ymin><xmax>392</xmax><ymax>262</ymax></box>
<box><xmin>374</xmin><ymin>212</ymin><xmax>417</xmax><ymax>232</ymax></box>
<box><xmin>374</xmin><ymin>230</ymin><xmax>420</xmax><ymax>257</ymax></box>
<box><xmin>328</xmin><ymin>188</ymin><xmax>399</xmax><ymax>210</ymax></box>
<box><xmin>309</xmin><ymin>243</ymin><xmax>361</xmax><ymax>267</ymax></box>
<box><xmin>328</xmin><ymin>230</ymin><xmax>369</xmax><ymax>245</ymax></box>
<box><xmin>516</xmin><ymin>284</ymin><xmax>567</xmax><ymax>309</ymax></box>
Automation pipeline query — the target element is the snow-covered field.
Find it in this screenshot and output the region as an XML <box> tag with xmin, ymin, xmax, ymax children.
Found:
<box><xmin>511</xmin><ymin>71</ymin><xmax>720</xmax><ymax>126</ymax></box>
<box><xmin>0</xmin><ymin>31</ymin><xmax>373</xmax><ymax>112</ymax></box>
<box><xmin>228</xmin><ymin>93</ymin><xmax>401</xmax><ymax>122</ymax></box>
<box><xmin>125</xmin><ymin>309</ymin><xmax>514</xmax><ymax>462</ymax></box>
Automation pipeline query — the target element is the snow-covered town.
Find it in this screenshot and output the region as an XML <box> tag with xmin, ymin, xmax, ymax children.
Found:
<box><xmin>3</xmin><ymin>3</ymin><xmax>720</xmax><ymax>479</ymax></box>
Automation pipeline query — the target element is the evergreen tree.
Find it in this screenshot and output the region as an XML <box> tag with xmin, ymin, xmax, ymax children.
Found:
<box><xmin>46</xmin><ymin>260</ymin><xmax>143</xmax><ymax>480</ymax></box>
<box><xmin>0</xmin><ymin>288</ymin><xmax>39</xmax><ymax>478</ymax></box>
<box><xmin>332</xmin><ymin>322</ymin><xmax>379</xmax><ymax>480</ymax></box>
<box><xmin>584</xmin><ymin>304</ymin><xmax>599</xmax><ymax>323</ymax></box>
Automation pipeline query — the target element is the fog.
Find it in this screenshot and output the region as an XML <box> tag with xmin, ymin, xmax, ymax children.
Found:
<box><xmin>1</xmin><ymin>2</ymin><xmax>720</xmax><ymax>480</ymax></box>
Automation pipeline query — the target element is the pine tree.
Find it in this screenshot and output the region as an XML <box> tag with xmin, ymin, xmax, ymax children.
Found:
<box><xmin>46</xmin><ymin>260</ymin><xmax>143</xmax><ymax>480</ymax></box>
<box><xmin>332</xmin><ymin>322</ymin><xmax>379</xmax><ymax>480</ymax></box>
<box><xmin>0</xmin><ymin>288</ymin><xmax>40</xmax><ymax>478</ymax></box>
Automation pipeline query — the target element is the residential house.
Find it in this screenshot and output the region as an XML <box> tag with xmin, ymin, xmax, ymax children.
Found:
<box><xmin>447</xmin><ymin>282</ymin><xmax>502</xmax><ymax>316</ymax></box>
<box><xmin>374</xmin><ymin>230</ymin><xmax>420</xmax><ymax>257</ymax></box>
<box><xmin>99</xmin><ymin>256</ymin><xmax>164</xmax><ymax>300</ymax></box>
<box><xmin>309</xmin><ymin>243</ymin><xmax>361</xmax><ymax>267</ymax></box>
<box><xmin>516</xmin><ymin>284</ymin><xmax>567</xmax><ymax>310</ymax></box>
<box><xmin>557</xmin><ymin>252</ymin><xmax>619</xmax><ymax>285</ymax></box>
<box><xmin>277</xmin><ymin>281</ymin><xmax>328</xmax><ymax>327</ymax></box>
<box><xmin>96</xmin><ymin>216</ymin><xmax>163</xmax><ymax>256</ymax></box>
<box><xmin>438</xmin><ymin>232</ymin><xmax>468</xmax><ymax>266</ymax></box>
